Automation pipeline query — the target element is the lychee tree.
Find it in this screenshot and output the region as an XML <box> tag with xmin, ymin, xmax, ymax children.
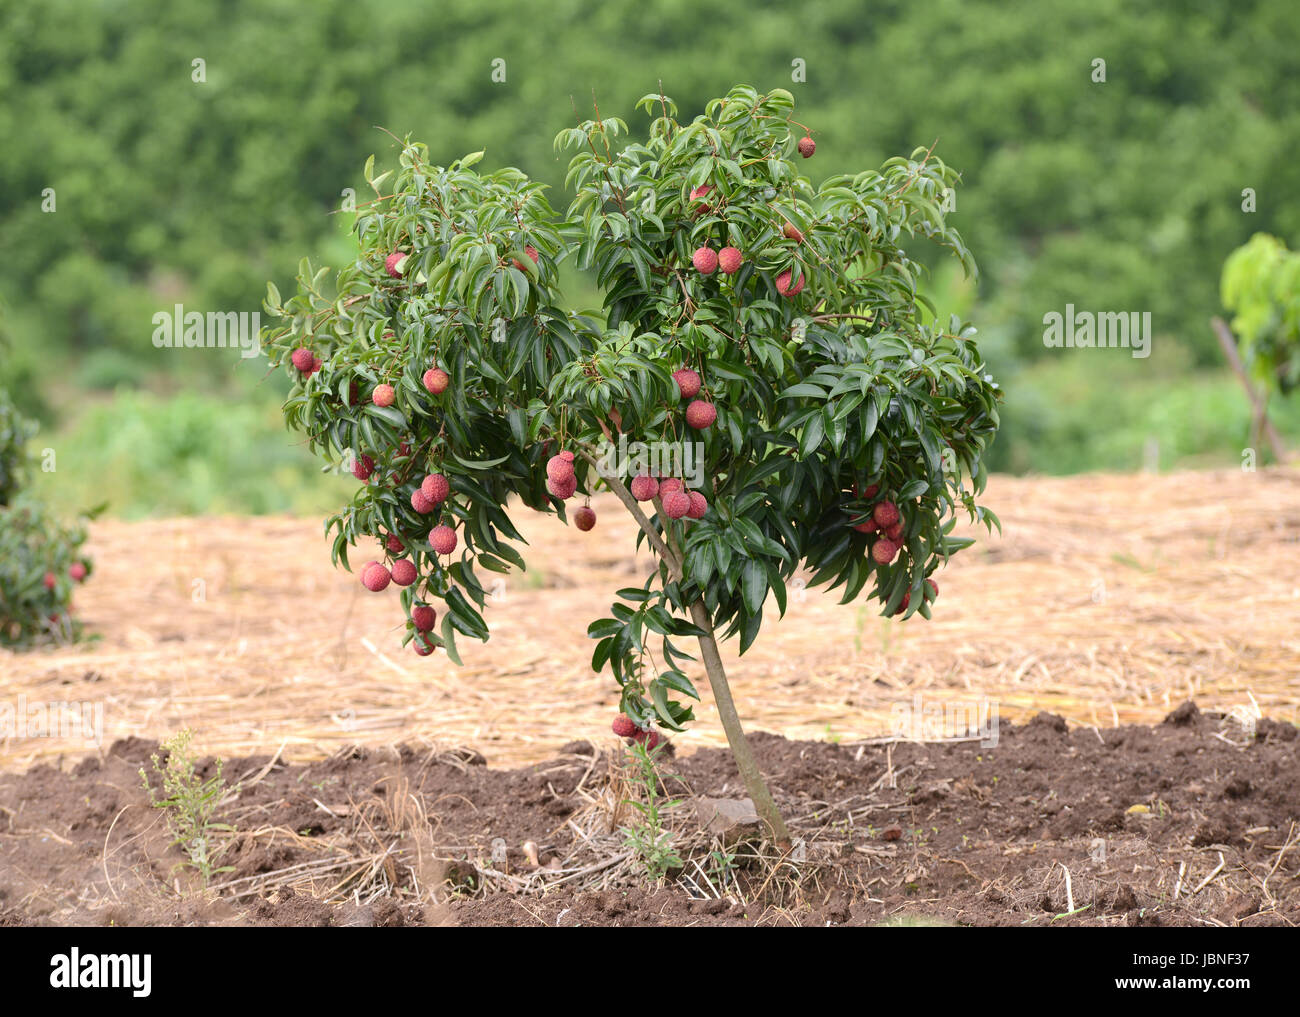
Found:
<box><xmin>0</xmin><ymin>387</ymin><xmax>95</xmax><ymax>647</ymax></box>
<box><xmin>262</xmin><ymin>86</ymin><xmax>1000</xmax><ymax>846</ymax></box>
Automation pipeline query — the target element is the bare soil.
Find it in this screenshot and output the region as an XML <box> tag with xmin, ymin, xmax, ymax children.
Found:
<box><xmin>2</xmin><ymin>703</ymin><xmax>1295</xmax><ymax>927</ymax></box>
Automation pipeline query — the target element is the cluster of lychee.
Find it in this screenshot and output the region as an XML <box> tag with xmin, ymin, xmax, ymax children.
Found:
<box><xmin>848</xmin><ymin>483</ymin><xmax>940</xmax><ymax>615</ymax></box>
<box><xmin>672</xmin><ymin>367</ymin><xmax>717</xmax><ymax>433</ymax></box>
<box><xmin>359</xmin><ymin>530</ymin><xmax>443</xmax><ymax>655</ymax></box>
<box><xmin>611</xmin><ymin>714</ymin><xmax>666</xmax><ymax>750</ymax></box>
<box><xmin>544</xmin><ymin>450</ymin><xmax>597</xmax><ymax>531</ymax></box>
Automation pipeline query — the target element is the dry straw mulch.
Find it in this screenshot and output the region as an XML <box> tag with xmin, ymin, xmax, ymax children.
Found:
<box><xmin>3</xmin><ymin>468</ymin><xmax>1298</xmax><ymax>772</ymax></box>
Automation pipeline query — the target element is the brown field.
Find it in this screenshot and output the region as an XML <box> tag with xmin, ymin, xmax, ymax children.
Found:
<box><xmin>3</xmin><ymin>467</ymin><xmax>1298</xmax><ymax>772</ymax></box>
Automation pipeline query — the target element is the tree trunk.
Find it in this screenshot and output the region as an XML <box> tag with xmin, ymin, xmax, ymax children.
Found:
<box><xmin>1212</xmin><ymin>316</ymin><xmax>1289</xmax><ymax>464</ymax></box>
<box><xmin>688</xmin><ymin>599</ymin><xmax>792</xmax><ymax>850</ymax></box>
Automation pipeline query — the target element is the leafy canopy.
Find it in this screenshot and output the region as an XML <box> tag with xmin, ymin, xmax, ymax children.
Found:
<box><xmin>261</xmin><ymin>86</ymin><xmax>1000</xmax><ymax>733</ymax></box>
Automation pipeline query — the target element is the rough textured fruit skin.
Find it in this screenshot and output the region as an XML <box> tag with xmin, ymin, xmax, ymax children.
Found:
<box><xmin>421</xmin><ymin>473</ymin><xmax>451</xmax><ymax>504</ymax></box>
<box><xmin>658</xmin><ymin>477</ymin><xmax>683</xmax><ymax>495</ymax></box>
<box><xmin>782</xmin><ymin>222</ymin><xmax>804</xmax><ymax>243</ymax></box>
<box><xmin>692</xmin><ymin>246</ymin><xmax>718</xmax><ymax>275</ymax></box>
<box><xmin>718</xmin><ymin>246</ymin><xmax>743</xmax><ymax>274</ymax></box>
<box><xmin>860</xmin><ymin>483</ymin><xmax>879</xmax><ymax>500</ymax></box>
<box><xmin>630</xmin><ymin>474</ymin><xmax>659</xmax><ymax>501</ymax></box>
<box><xmin>798</xmin><ymin>136</ymin><xmax>816</xmax><ymax>158</ymax></box>
<box><xmin>871</xmin><ymin>539</ymin><xmax>899</xmax><ymax>565</ymax></box>
<box><xmin>309</xmin><ymin>354</ymin><xmax>323</xmax><ymax>375</ymax></box>
<box><xmin>412</xmin><ymin>605</ymin><xmax>437</xmax><ymax>632</ymax></box>
<box><xmin>672</xmin><ymin>368</ymin><xmax>702</xmax><ymax>399</ymax></box>
<box><xmin>411</xmin><ymin>489</ymin><xmax>435</xmax><ymax>513</ymax></box>
<box><xmin>429</xmin><ymin>525</ymin><xmax>457</xmax><ymax>555</ymax></box>
<box><xmin>386</xmin><ymin>534</ymin><xmax>404</xmax><ymax>554</ymax></box>
<box><xmin>390</xmin><ymin>558</ymin><xmax>417</xmax><ymax>586</ymax></box>
<box><xmin>852</xmin><ymin>519</ymin><xmax>878</xmax><ymax>533</ymax></box>
<box><xmin>687</xmin><ymin>491</ymin><xmax>708</xmax><ymax>519</ymax></box>
<box><xmin>423</xmin><ymin>367</ymin><xmax>449</xmax><ymax>394</ymax></box>
<box><xmin>574</xmin><ymin>506</ymin><xmax>597</xmax><ymax>531</ymax></box>
<box><xmin>872</xmin><ymin>500</ymin><xmax>900</xmax><ymax>527</ymax></box>
<box><xmin>291</xmin><ymin>347</ymin><xmax>314</xmax><ymax>372</ymax></box>
<box><xmin>372</xmin><ymin>384</ymin><xmax>396</xmax><ymax>407</ymax></box>
<box><xmin>685</xmin><ymin>400</ymin><xmax>717</xmax><ymax>429</ymax></box>
<box><xmin>885</xmin><ymin>522</ymin><xmax>904</xmax><ymax>542</ymax></box>
<box><xmin>547</xmin><ymin>473</ymin><xmax>578</xmax><ymax>499</ymax></box>
<box><xmin>384</xmin><ymin>251</ymin><xmax>407</xmax><ymax>277</ymax></box>
<box><xmin>352</xmin><ymin>454</ymin><xmax>375</xmax><ymax>481</ymax></box>
<box><xmin>362</xmin><ymin>563</ymin><xmax>391</xmax><ymax>592</ymax></box>
<box><xmin>69</xmin><ymin>562</ymin><xmax>87</xmax><ymax>582</ymax></box>
<box><xmin>612</xmin><ymin>715</ymin><xmax>637</xmax><ymax>738</ymax></box>
<box><xmin>511</xmin><ymin>245</ymin><xmax>539</xmax><ymax>271</ymax></box>
<box><xmin>559</xmin><ymin>450</ymin><xmax>575</xmax><ymax>462</ymax></box>
<box><xmin>546</xmin><ymin>454</ymin><xmax>575</xmax><ymax>484</ymax></box>
<box><xmin>632</xmin><ymin>728</ymin><xmax>664</xmax><ymax>750</ymax></box>
<box><xmin>662</xmin><ymin>491</ymin><xmax>690</xmax><ymax>519</ymax></box>
<box><xmin>775</xmin><ymin>269</ymin><xmax>805</xmax><ymax>297</ymax></box>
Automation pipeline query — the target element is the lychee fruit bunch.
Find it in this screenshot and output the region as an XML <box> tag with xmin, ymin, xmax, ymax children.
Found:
<box><xmin>692</xmin><ymin>246</ymin><xmax>718</xmax><ymax>275</ymax></box>
<box><xmin>718</xmin><ymin>246</ymin><xmax>743</xmax><ymax>275</ymax></box>
<box><xmin>429</xmin><ymin>525</ymin><xmax>457</xmax><ymax>556</ymax></box>
<box><xmin>630</xmin><ymin>474</ymin><xmax>659</xmax><ymax>501</ymax></box>
<box><xmin>672</xmin><ymin>368</ymin><xmax>701</xmax><ymax>399</ymax></box>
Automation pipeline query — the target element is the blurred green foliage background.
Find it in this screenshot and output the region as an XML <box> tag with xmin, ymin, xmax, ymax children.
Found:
<box><xmin>2</xmin><ymin>0</ymin><xmax>1297</xmax><ymax>517</ymax></box>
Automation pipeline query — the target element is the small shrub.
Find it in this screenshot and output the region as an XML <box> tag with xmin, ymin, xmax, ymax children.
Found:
<box><xmin>139</xmin><ymin>730</ymin><xmax>238</xmax><ymax>886</ymax></box>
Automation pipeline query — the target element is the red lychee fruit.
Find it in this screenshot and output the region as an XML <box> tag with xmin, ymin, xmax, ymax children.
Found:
<box><xmin>775</xmin><ymin>269</ymin><xmax>805</xmax><ymax>297</ymax></box>
<box><xmin>685</xmin><ymin>400</ymin><xmax>717</xmax><ymax>430</ymax></box>
<box><xmin>662</xmin><ymin>491</ymin><xmax>691</xmax><ymax>519</ymax></box>
<box><xmin>386</xmin><ymin>534</ymin><xmax>405</xmax><ymax>554</ymax></box>
<box><xmin>630</xmin><ymin>475</ymin><xmax>659</xmax><ymax>501</ymax></box>
<box><xmin>309</xmin><ymin>355</ymin><xmax>323</xmax><ymax>375</ymax></box>
<box><xmin>411</xmin><ymin>489</ymin><xmax>435</xmax><ymax>514</ymax></box>
<box><xmin>546</xmin><ymin>454</ymin><xmax>575</xmax><ymax>484</ymax></box>
<box><xmin>689</xmin><ymin>184</ymin><xmax>712</xmax><ymax>205</ymax></box>
<box><xmin>782</xmin><ymin>222</ymin><xmax>804</xmax><ymax>243</ymax></box>
<box><xmin>895</xmin><ymin>592</ymin><xmax>911</xmax><ymax>615</ymax></box>
<box><xmin>352</xmin><ymin>454</ymin><xmax>375</xmax><ymax>481</ymax></box>
<box><xmin>547</xmin><ymin>474</ymin><xmax>578</xmax><ymax>500</ymax></box>
<box><xmin>797</xmin><ymin>136</ymin><xmax>816</xmax><ymax>158</ymax></box>
<box><xmin>372</xmin><ymin>384</ymin><xmax>396</xmax><ymax>407</ymax></box>
<box><xmin>885</xmin><ymin>522</ymin><xmax>904</xmax><ymax>543</ymax></box>
<box><xmin>926</xmin><ymin>578</ymin><xmax>939</xmax><ymax>599</ymax></box>
<box><xmin>687</xmin><ymin>491</ymin><xmax>708</xmax><ymax>519</ymax></box>
<box><xmin>384</xmin><ymin>251</ymin><xmax>408</xmax><ymax>277</ymax></box>
<box><xmin>423</xmin><ymin>367</ymin><xmax>450</xmax><ymax>394</ymax></box>
<box><xmin>421</xmin><ymin>473</ymin><xmax>451</xmax><ymax>504</ymax></box>
<box><xmin>43</xmin><ymin>572</ymin><xmax>57</xmax><ymax>590</ymax></box>
<box><xmin>872</xmin><ymin>500</ymin><xmax>900</xmax><ymax>527</ymax></box>
<box><xmin>390</xmin><ymin>558</ymin><xmax>417</xmax><ymax>586</ymax></box>
<box><xmin>560</xmin><ymin>450</ymin><xmax>575</xmax><ymax>463</ymax></box>
<box><xmin>871</xmin><ymin>539</ymin><xmax>900</xmax><ymax>565</ymax></box>
<box><xmin>718</xmin><ymin>246</ymin><xmax>743</xmax><ymax>274</ymax></box>
<box><xmin>860</xmin><ymin>483</ymin><xmax>879</xmax><ymax>500</ymax></box>
<box><xmin>362</xmin><ymin>563</ymin><xmax>391</xmax><ymax>592</ymax></box>
<box><xmin>672</xmin><ymin>368</ymin><xmax>702</xmax><ymax>399</ymax></box>
<box><xmin>414</xmin><ymin>638</ymin><xmax>436</xmax><ymax>657</ymax></box>
<box><xmin>69</xmin><ymin>562</ymin><xmax>87</xmax><ymax>582</ymax></box>
<box><xmin>633</xmin><ymin>728</ymin><xmax>665</xmax><ymax>751</ymax></box>
<box><xmin>658</xmin><ymin>477</ymin><xmax>684</xmax><ymax>495</ymax></box>
<box><xmin>574</xmin><ymin>506</ymin><xmax>597</xmax><ymax>531</ymax></box>
<box><xmin>612</xmin><ymin>715</ymin><xmax>637</xmax><ymax>738</ymax></box>
<box><xmin>412</xmin><ymin>605</ymin><xmax>437</xmax><ymax>632</ymax></box>
<box><xmin>511</xmin><ymin>245</ymin><xmax>539</xmax><ymax>271</ymax></box>
<box><xmin>291</xmin><ymin>347</ymin><xmax>314</xmax><ymax>372</ymax></box>
<box><xmin>692</xmin><ymin>247</ymin><xmax>719</xmax><ymax>275</ymax></box>
<box><xmin>852</xmin><ymin>519</ymin><xmax>878</xmax><ymax>534</ymax></box>
<box><xmin>429</xmin><ymin>525</ymin><xmax>457</xmax><ymax>555</ymax></box>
